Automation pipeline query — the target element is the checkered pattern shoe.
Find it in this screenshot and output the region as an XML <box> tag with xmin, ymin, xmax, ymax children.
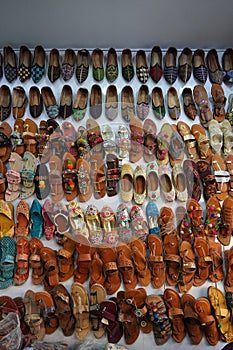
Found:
<box><xmin>18</xmin><ymin>64</ymin><xmax>31</xmax><ymax>82</ymax></box>
<box><xmin>31</xmin><ymin>64</ymin><xmax>45</xmax><ymax>83</ymax></box>
<box><xmin>5</xmin><ymin>64</ymin><xmax>17</xmax><ymax>83</ymax></box>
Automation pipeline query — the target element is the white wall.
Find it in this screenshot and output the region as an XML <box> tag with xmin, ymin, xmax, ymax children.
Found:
<box><xmin>0</xmin><ymin>0</ymin><xmax>232</xmax><ymax>49</ymax></box>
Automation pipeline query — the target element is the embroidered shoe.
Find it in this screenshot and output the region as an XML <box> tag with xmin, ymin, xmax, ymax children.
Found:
<box><xmin>178</xmin><ymin>47</ymin><xmax>192</xmax><ymax>83</ymax></box>
<box><xmin>106</xmin><ymin>47</ymin><xmax>118</xmax><ymax>83</ymax></box>
<box><xmin>31</xmin><ymin>45</ymin><xmax>45</xmax><ymax>83</ymax></box>
<box><xmin>150</xmin><ymin>46</ymin><xmax>163</xmax><ymax>83</ymax></box>
<box><xmin>146</xmin><ymin>162</ymin><xmax>160</xmax><ymax>201</ymax></box>
<box><xmin>164</xmin><ymin>47</ymin><xmax>178</xmax><ymax>84</ymax></box>
<box><xmin>122</xmin><ymin>48</ymin><xmax>134</xmax><ymax>82</ymax></box>
<box><xmin>172</xmin><ymin>164</ymin><xmax>188</xmax><ymax>202</ymax></box>
<box><xmin>61</xmin><ymin>48</ymin><xmax>75</xmax><ymax>81</ymax></box>
<box><xmin>76</xmin><ymin>49</ymin><xmax>90</xmax><ymax>83</ymax></box>
<box><xmin>4</xmin><ymin>46</ymin><xmax>17</xmax><ymax>83</ymax></box>
<box><xmin>152</xmin><ymin>87</ymin><xmax>165</xmax><ymax>120</ymax></box>
<box><xmin>92</xmin><ymin>48</ymin><xmax>104</xmax><ymax>81</ymax></box>
<box><xmin>48</xmin><ymin>48</ymin><xmax>60</xmax><ymax>83</ymax></box>
<box><xmin>158</xmin><ymin>164</ymin><xmax>175</xmax><ymax>202</ymax></box>
<box><xmin>136</xmin><ymin>49</ymin><xmax>149</xmax><ymax>83</ymax></box>
<box><xmin>133</xmin><ymin>165</ymin><xmax>146</xmax><ymax>205</ymax></box>
<box><xmin>193</xmin><ymin>49</ymin><xmax>208</xmax><ymax>84</ymax></box>
<box><xmin>116</xmin><ymin>204</ymin><xmax>132</xmax><ymax>243</ymax></box>
<box><xmin>18</xmin><ymin>45</ymin><xmax>31</xmax><ymax>82</ymax></box>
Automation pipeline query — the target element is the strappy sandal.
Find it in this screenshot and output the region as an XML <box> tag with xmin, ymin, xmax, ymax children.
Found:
<box><xmin>194</xmin><ymin>237</ymin><xmax>212</xmax><ymax>286</ymax></box>
<box><xmin>29</xmin><ymin>237</ymin><xmax>44</xmax><ymax>285</ymax></box>
<box><xmin>211</xmin><ymin>83</ymin><xmax>226</xmax><ymax>122</ymax></box>
<box><xmin>5</xmin><ymin>152</ymin><xmax>23</xmax><ymax>202</ymax></box>
<box><xmin>34</xmin><ymin>291</ymin><xmax>58</xmax><ymax>335</ymax></box>
<box><xmin>143</xmin><ymin>118</ymin><xmax>157</xmax><ymax>163</ymax></box>
<box><xmin>147</xmin><ymin>234</ymin><xmax>165</xmax><ymax>288</ymax></box>
<box><xmin>57</xmin><ymin>235</ymin><xmax>75</xmax><ymax>282</ymax></box>
<box><xmin>85</xmin><ymin>204</ymin><xmax>103</xmax><ymax>245</ymax></box>
<box><xmin>129</xmin><ymin>117</ymin><xmax>144</xmax><ymax>163</ymax></box>
<box><xmin>156</xmin><ymin>123</ymin><xmax>172</xmax><ymax>165</ymax></box>
<box><xmin>71</xmin><ymin>282</ymin><xmax>91</xmax><ymax>340</ymax></box>
<box><xmin>67</xmin><ymin>201</ymin><xmax>89</xmax><ymax>239</ymax></box>
<box><xmin>177</xmin><ymin>121</ymin><xmax>198</xmax><ymax>161</ymax></box>
<box><xmin>73</xmin><ymin>234</ymin><xmax>91</xmax><ymax>284</ymax></box>
<box><xmin>24</xmin><ymin>289</ymin><xmax>45</xmax><ymax>342</ymax></box>
<box><xmin>219</xmin><ymin>197</ymin><xmax>233</xmax><ymax>246</ymax></box>
<box><xmin>90</xmin><ymin>155</ymin><xmax>106</xmax><ymax>199</ymax></box>
<box><xmin>176</xmin><ymin>206</ymin><xmax>194</xmax><ymax>244</ymax></box>
<box><xmin>181</xmin><ymin>294</ymin><xmax>203</xmax><ymax>345</ymax></box>
<box><xmin>89</xmin><ymin>283</ymin><xmax>106</xmax><ymax>339</ymax></box>
<box><xmin>186</xmin><ymin>198</ymin><xmax>205</xmax><ymax>237</ymax></box>
<box><xmin>183</xmin><ymin>159</ymin><xmax>202</xmax><ymax>201</ymax></box>
<box><xmin>0</xmin><ymin>122</ymin><xmax>12</xmax><ymax>163</ymax></box>
<box><xmin>62</xmin><ymin>152</ymin><xmax>78</xmax><ymax>201</ymax></box>
<box><xmin>51</xmin><ymin>284</ymin><xmax>75</xmax><ymax>337</ymax></box>
<box><xmin>212</xmin><ymin>153</ymin><xmax>230</xmax><ymax>200</ymax></box>
<box><xmin>191</xmin><ymin>124</ymin><xmax>212</xmax><ymax>162</ymax></box>
<box><xmin>40</xmin><ymin>247</ymin><xmax>59</xmax><ymax>291</ymax></box>
<box><xmin>146</xmin><ymin>294</ymin><xmax>172</xmax><ymax>345</ymax></box>
<box><xmin>193</xmin><ymin>85</ymin><xmax>213</xmax><ymax>127</ymax></box>
<box><xmin>205</xmin><ymin>195</ymin><xmax>221</xmax><ymax>238</ymax></box>
<box><xmin>99</xmin><ymin>206</ymin><xmax>119</xmax><ymax>245</ymax></box>
<box><xmin>224</xmin><ymin>246</ymin><xmax>233</xmax><ymax>292</ymax></box>
<box><xmin>209</xmin><ymin>240</ymin><xmax>224</xmax><ymax>283</ymax></box>
<box><xmin>178</xmin><ymin>241</ymin><xmax>196</xmax><ymax>293</ymax></box>
<box><xmin>117</xmin><ymin>291</ymin><xmax>140</xmax><ymax>345</ymax></box>
<box><xmin>101</xmin><ymin>124</ymin><xmax>117</xmax><ymax>156</ymax></box>
<box><xmin>0</xmin><ymin>160</ymin><xmax>5</xmax><ymax>200</ymax></box>
<box><xmin>86</xmin><ymin>118</ymin><xmax>103</xmax><ymax>155</ymax></box>
<box><xmin>208</xmin><ymin>119</ymin><xmax>223</xmax><ymax>154</ymax></box>
<box><xmin>193</xmin><ymin>297</ymin><xmax>219</xmax><ymax>345</ymax></box>
<box><xmin>76</xmin><ymin>126</ymin><xmax>90</xmax><ymax>160</ymax></box>
<box><xmin>130</xmin><ymin>237</ymin><xmax>151</xmax><ymax>286</ymax></box>
<box><xmin>20</xmin><ymin>151</ymin><xmax>37</xmax><ymax>199</ymax></box>
<box><xmin>76</xmin><ymin>158</ymin><xmax>92</xmax><ymax>202</ymax></box>
<box><xmin>49</xmin><ymin>156</ymin><xmax>64</xmax><ymax>202</ymax></box>
<box><xmin>99</xmin><ymin>245</ymin><xmax>121</xmax><ymax>295</ymax></box>
<box><xmin>117</xmin><ymin>124</ymin><xmax>131</xmax><ymax>159</ymax></box>
<box><xmin>11</xmin><ymin>119</ymin><xmax>25</xmax><ymax>156</ymax></box>
<box><xmin>13</xmin><ymin>236</ymin><xmax>30</xmax><ymax>285</ymax></box>
<box><xmin>158</xmin><ymin>206</ymin><xmax>176</xmax><ymax>236</ymax></box>
<box><xmin>35</xmin><ymin>120</ymin><xmax>51</xmax><ymax>164</ymax></box>
<box><xmin>197</xmin><ymin>160</ymin><xmax>216</xmax><ymax>200</ymax></box>
<box><xmin>62</xmin><ymin>121</ymin><xmax>78</xmax><ymax>158</ymax></box>
<box><xmin>106</xmin><ymin>153</ymin><xmax>121</xmax><ymax>198</ymax></box>
<box><xmin>23</xmin><ymin>118</ymin><xmax>38</xmax><ymax>157</ymax></box>
<box><xmin>164</xmin><ymin>288</ymin><xmax>186</xmax><ymax>343</ymax></box>
<box><xmin>116</xmin><ymin>242</ymin><xmax>137</xmax><ymax>290</ymax></box>
<box><xmin>100</xmin><ymin>299</ymin><xmax>123</xmax><ymax>344</ymax></box>
<box><xmin>226</xmin><ymin>154</ymin><xmax>233</xmax><ymax>196</ymax></box>
<box><xmin>89</xmin><ymin>248</ymin><xmax>105</xmax><ymax>288</ymax></box>
<box><xmin>53</xmin><ymin>202</ymin><xmax>70</xmax><ymax>245</ymax></box>
<box><xmin>163</xmin><ymin>233</ymin><xmax>180</xmax><ymax>286</ymax></box>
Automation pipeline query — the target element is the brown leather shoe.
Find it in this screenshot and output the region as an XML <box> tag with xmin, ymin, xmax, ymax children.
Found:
<box><xmin>0</xmin><ymin>85</ymin><xmax>11</xmax><ymax>121</ymax></box>
<box><xmin>48</xmin><ymin>48</ymin><xmax>60</xmax><ymax>83</ymax></box>
<box><xmin>29</xmin><ymin>86</ymin><xmax>43</xmax><ymax>118</ymax></box>
<box><xmin>207</xmin><ymin>48</ymin><xmax>224</xmax><ymax>84</ymax></box>
<box><xmin>182</xmin><ymin>87</ymin><xmax>197</xmax><ymax>120</ymax></box>
<box><xmin>12</xmin><ymin>86</ymin><xmax>27</xmax><ymax>119</ymax></box>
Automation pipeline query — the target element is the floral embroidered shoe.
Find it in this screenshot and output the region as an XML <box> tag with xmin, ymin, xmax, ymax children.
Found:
<box><xmin>116</xmin><ymin>204</ymin><xmax>132</xmax><ymax>243</ymax></box>
<box><xmin>150</xmin><ymin>46</ymin><xmax>163</xmax><ymax>83</ymax></box>
<box><xmin>41</xmin><ymin>86</ymin><xmax>59</xmax><ymax>119</ymax></box>
<box><xmin>158</xmin><ymin>164</ymin><xmax>175</xmax><ymax>202</ymax></box>
<box><xmin>136</xmin><ymin>49</ymin><xmax>149</xmax><ymax>83</ymax></box>
<box><xmin>106</xmin><ymin>47</ymin><xmax>118</xmax><ymax>83</ymax></box>
<box><xmin>133</xmin><ymin>165</ymin><xmax>146</xmax><ymax>205</ymax></box>
<box><xmin>67</xmin><ymin>201</ymin><xmax>89</xmax><ymax>240</ymax></box>
<box><xmin>92</xmin><ymin>48</ymin><xmax>104</xmax><ymax>81</ymax></box>
<box><xmin>146</xmin><ymin>162</ymin><xmax>160</xmax><ymax>201</ymax></box>
<box><xmin>152</xmin><ymin>87</ymin><xmax>165</xmax><ymax>120</ymax></box>
<box><xmin>172</xmin><ymin>164</ymin><xmax>188</xmax><ymax>202</ymax></box>
<box><xmin>85</xmin><ymin>204</ymin><xmax>103</xmax><ymax>245</ymax></box>
<box><xmin>122</xmin><ymin>48</ymin><xmax>134</xmax><ymax>82</ymax></box>
<box><xmin>31</xmin><ymin>45</ymin><xmax>45</xmax><ymax>83</ymax></box>
<box><xmin>121</xmin><ymin>163</ymin><xmax>134</xmax><ymax>202</ymax></box>
<box><xmin>61</xmin><ymin>48</ymin><xmax>75</xmax><ymax>81</ymax></box>
<box><xmin>164</xmin><ymin>47</ymin><xmax>178</xmax><ymax>84</ymax></box>
<box><xmin>130</xmin><ymin>204</ymin><xmax>149</xmax><ymax>242</ymax></box>
<box><xmin>73</xmin><ymin>87</ymin><xmax>88</xmax><ymax>122</ymax></box>
<box><xmin>193</xmin><ymin>49</ymin><xmax>208</xmax><ymax>83</ymax></box>
<box><xmin>100</xmin><ymin>206</ymin><xmax>119</xmax><ymax>245</ymax></box>
<box><xmin>76</xmin><ymin>49</ymin><xmax>90</xmax><ymax>83</ymax></box>
<box><xmin>103</xmin><ymin>86</ymin><xmax>117</xmax><ymax>124</ymax></box>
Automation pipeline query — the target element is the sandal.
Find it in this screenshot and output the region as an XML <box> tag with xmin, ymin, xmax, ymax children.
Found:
<box><xmin>208</xmin><ymin>119</ymin><xmax>223</xmax><ymax>155</ymax></box>
<box><xmin>42</xmin><ymin>199</ymin><xmax>55</xmax><ymax>241</ymax></box>
<box><xmin>53</xmin><ymin>202</ymin><xmax>70</xmax><ymax>245</ymax></box>
<box><xmin>99</xmin><ymin>245</ymin><xmax>121</xmax><ymax>295</ymax></box>
<box><xmin>178</xmin><ymin>241</ymin><xmax>196</xmax><ymax>293</ymax></box>
<box><xmin>205</xmin><ymin>195</ymin><xmax>221</xmax><ymax>238</ymax></box>
<box><xmin>116</xmin><ymin>204</ymin><xmax>132</xmax><ymax>243</ymax></box>
<box><xmin>62</xmin><ymin>152</ymin><xmax>78</xmax><ymax>201</ymax></box>
<box><xmin>49</xmin><ymin>155</ymin><xmax>64</xmax><ymax>202</ymax></box>
<box><xmin>212</xmin><ymin>153</ymin><xmax>229</xmax><ymax>200</ymax></box>
<box><xmin>35</xmin><ymin>120</ymin><xmax>51</xmax><ymax>164</ymax></box>
<box><xmin>100</xmin><ymin>206</ymin><xmax>119</xmax><ymax>245</ymax></box>
<box><xmin>5</xmin><ymin>152</ymin><xmax>24</xmax><ymax>202</ymax></box>
<box><xmin>89</xmin><ymin>283</ymin><xmax>106</xmax><ymax>339</ymax></box>
<box><xmin>176</xmin><ymin>206</ymin><xmax>194</xmax><ymax>244</ymax></box>
<box><xmin>181</xmin><ymin>294</ymin><xmax>202</xmax><ymax>345</ymax></box>
<box><xmin>34</xmin><ymin>291</ymin><xmax>58</xmax><ymax>335</ymax></box>
<box><xmin>130</xmin><ymin>237</ymin><xmax>151</xmax><ymax>286</ymax></box>
<box><xmin>106</xmin><ymin>153</ymin><xmax>121</xmax><ymax>198</ymax></box>
<box><xmin>24</xmin><ymin>289</ymin><xmax>45</xmax><ymax>342</ymax></box>
<box><xmin>222</xmin><ymin>120</ymin><xmax>233</xmax><ymax>158</ymax></box>
<box><xmin>219</xmin><ymin>197</ymin><xmax>233</xmax><ymax>246</ymax></box>
<box><xmin>0</xmin><ymin>160</ymin><xmax>5</xmax><ymax>200</ymax></box>
<box><xmin>163</xmin><ymin>233</ymin><xmax>180</xmax><ymax>286</ymax></box>
<box><xmin>23</xmin><ymin>118</ymin><xmax>38</xmax><ymax>157</ymax></box>
<box><xmin>211</xmin><ymin>83</ymin><xmax>226</xmax><ymax>122</ymax></box>
<box><xmin>73</xmin><ymin>234</ymin><xmax>91</xmax><ymax>284</ymax></box>
<box><xmin>193</xmin><ymin>297</ymin><xmax>219</xmax><ymax>346</ymax></box>
<box><xmin>13</xmin><ymin>236</ymin><xmax>30</xmax><ymax>285</ymax></box>
<box><xmin>225</xmin><ymin>246</ymin><xmax>233</xmax><ymax>293</ymax></box>
<box><xmin>193</xmin><ymin>85</ymin><xmax>213</xmax><ymax>127</ymax></box>
<box><xmin>30</xmin><ymin>199</ymin><xmax>43</xmax><ymax>239</ymax></box>
<box><xmin>186</xmin><ymin>198</ymin><xmax>205</xmax><ymax>237</ymax></box>
<box><xmin>62</xmin><ymin>121</ymin><xmax>78</xmax><ymax>157</ymax></box>
<box><xmin>100</xmin><ymin>299</ymin><xmax>123</xmax><ymax>344</ymax></box>
<box><xmin>226</xmin><ymin>154</ymin><xmax>233</xmax><ymax>196</ymax></box>
<box><xmin>129</xmin><ymin>117</ymin><xmax>144</xmax><ymax>163</ymax></box>
<box><xmin>197</xmin><ymin>160</ymin><xmax>216</xmax><ymax>201</ymax></box>
<box><xmin>183</xmin><ymin>159</ymin><xmax>202</xmax><ymax>201</ymax></box>
<box><xmin>40</xmin><ymin>247</ymin><xmax>59</xmax><ymax>291</ymax></box>
<box><xmin>209</xmin><ymin>240</ymin><xmax>224</xmax><ymax>283</ymax></box>
<box><xmin>71</xmin><ymin>282</ymin><xmax>91</xmax><ymax>340</ymax></box>
<box><xmin>117</xmin><ymin>125</ymin><xmax>131</xmax><ymax>159</ymax></box>
<box><xmin>76</xmin><ymin>158</ymin><xmax>92</xmax><ymax>202</ymax></box>
<box><xmin>143</xmin><ymin>118</ymin><xmax>157</xmax><ymax>163</ymax></box>
<box><xmin>89</xmin><ymin>247</ymin><xmax>105</xmax><ymax>288</ymax></box>
<box><xmin>11</xmin><ymin>119</ymin><xmax>25</xmax><ymax>156</ymax></box>
<box><xmin>34</xmin><ymin>164</ymin><xmax>51</xmax><ymax>200</ymax></box>
<box><xmin>76</xmin><ymin>126</ymin><xmax>90</xmax><ymax>160</ymax></box>
<box><xmin>57</xmin><ymin>235</ymin><xmax>75</xmax><ymax>282</ymax></box>
<box><xmin>191</xmin><ymin>124</ymin><xmax>212</xmax><ymax>162</ymax></box>
<box><xmin>146</xmin><ymin>294</ymin><xmax>172</xmax><ymax>345</ymax></box>
<box><xmin>164</xmin><ymin>288</ymin><xmax>186</xmax><ymax>343</ymax></box>
<box><xmin>67</xmin><ymin>201</ymin><xmax>89</xmax><ymax>239</ymax></box>
<box><xmin>156</xmin><ymin>123</ymin><xmax>173</xmax><ymax>165</ymax></box>
<box><xmin>51</xmin><ymin>284</ymin><xmax>75</xmax><ymax>337</ymax></box>
<box><xmin>116</xmin><ymin>242</ymin><xmax>137</xmax><ymax>290</ymax></box>
<box><xmin>90</xmin><ymin>154</ymin><xmax>106</xmax><ymax>199</ymax></box>
<box><xmin>85</xmin><ymin>204</ymin><xmax>103</xmax><ymax>245</ymax></box>
<box><xmin>29</xmin><ymin>237</ymin><xmax>44</xmax><ymax>285</ymax></box>
<box><xmin>0</xmin><ymin>200</ymin><xmax>14</xmax><ymax>238</ymax></box>
<box><xmin>20</xmin><ymin>151</ymin><xmax>37</xmax><ymax>199</ymax></box>
<box><xmin>147</xmin><ymin>234</ymin><xmax>165</xmax><ymax>288</ymax></box>
<box><xmin>177</xmin><ymin>121</ymin><xmax>198</xmax><ymax>161</ymax></box>
<box><xmin>0</xmin><ymin>121</ymin><xmax>12</xmax><ymax>163</ymax></box>
<box><xmin>130</xmin><ymin>204</ymin><xmax>149</xmax><ymax>242</ymax></box>
<box><xmin>194</xmin><ymin>237</ymin><xmax>212</xmax><ymax>286</ymax></box>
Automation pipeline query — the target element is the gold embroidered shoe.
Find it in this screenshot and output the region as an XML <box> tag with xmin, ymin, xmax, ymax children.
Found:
<box><xmin>133</xmin><ymin>165</ymin><xmax>146</xmax><ymax>205</ymax></box>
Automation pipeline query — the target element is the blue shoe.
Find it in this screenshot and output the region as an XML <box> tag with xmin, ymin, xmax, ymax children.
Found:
<box><xmin>30</xmin><ymin>199</ymin><xmax>43</xmax><ymax>239</ymax></box>
<box><xmin>0</xmin><ymin>236</ymin><xmax>16</xmax><ymax>289</ymax></box>
<box><xmin>146</xmin><ymin>202</ymin><xmax>161</xmax><ymax>236</ymax></box>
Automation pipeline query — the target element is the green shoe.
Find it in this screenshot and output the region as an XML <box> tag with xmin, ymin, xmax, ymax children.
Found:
<box><xmin>106</xmin><ymin>48</ymin><xmax>118</xmax><ymax>82</ymax></box>
<box><xmin>92</xmin><ymin>48</ymin><xmax>104</xmax><ymax>81</ymax></box>
<box><xmin>73</xmin><ymin>88</ymin><xmax>88</xmax><ymax>121</ymax></box>
<box><xmin>152</xmin><ymin>87</ymin><xmax>165</xmax><ymax>120</ymax></box>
